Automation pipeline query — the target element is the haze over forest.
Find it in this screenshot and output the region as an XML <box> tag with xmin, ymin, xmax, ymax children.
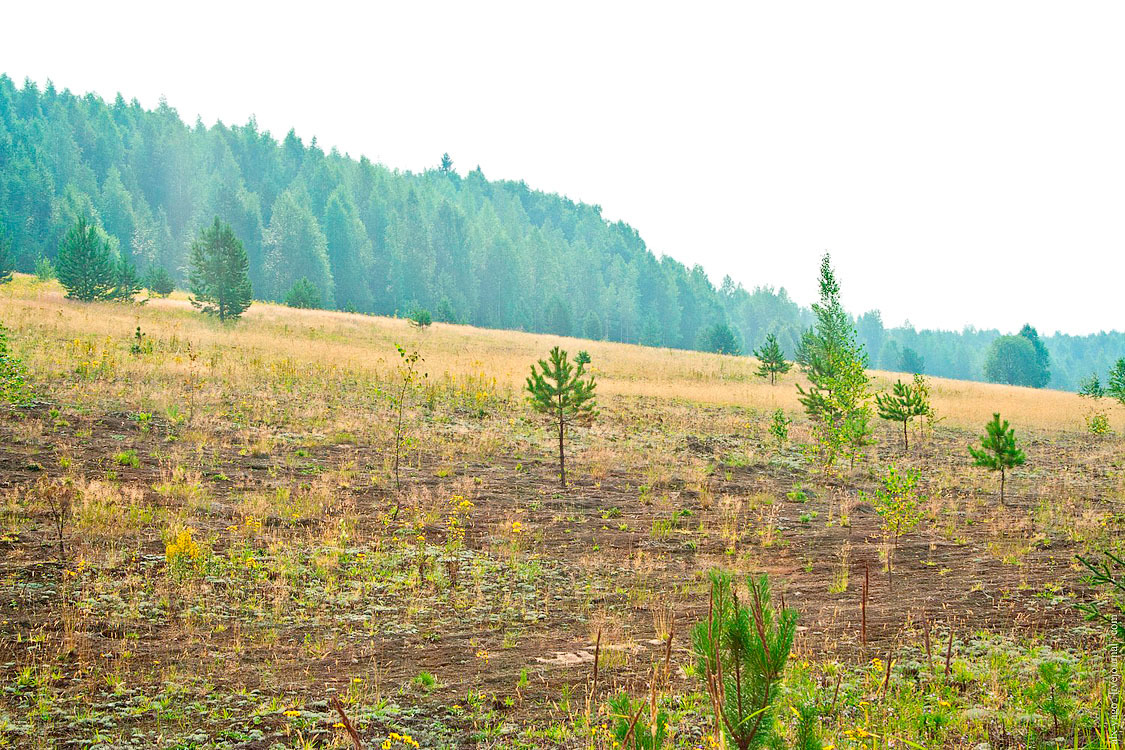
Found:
<box><xmin>0</xmin><ymin>73</ymin><xmax>1121</xmax><ymax>391</ymax></box>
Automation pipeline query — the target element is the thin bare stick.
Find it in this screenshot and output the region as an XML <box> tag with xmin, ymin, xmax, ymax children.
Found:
<box><xmin>331</xmin><ymin>695</ymin><xmax>363</xmax><ymax>750</ymax></box>
<box><xmin>944</xmin><ymin>627</ymin><xmax>954</xmax><ymax>679</ymax></box>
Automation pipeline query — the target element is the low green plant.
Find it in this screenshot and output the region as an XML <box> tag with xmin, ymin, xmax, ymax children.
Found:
<box><xmin>608</xmin><ymin>692</ymin><xmax>668</xmax><ymax>750</ymax></box>
<box><xmin>113</xmin><ymin>449</ymin><xmax>140</xmax><ymax>468</ymax></box>
<box><xmin>0</xmin><ymin>324</ymin><xmax>33</xmax><ymax>405</ymax></box>
<box><xmin>692</xmin><ymin>570</ymin><xmax>796</xmax><ymax>750</ymax></box>
<box><xmin>1086</xmin><ymin>410</ymin><xmax>1112</xmax><ymax>436</ymax></box>
<box><xmin>34</xmin><ymin>256</ymin><xmax>56</xmax><ymax>282</ymax></box>
<box><xmin>864</xmin><ymin>465</ymin><xmax>924</xmax><ymax>573</ymax></box>
<box><xmin>767</xmin><ymin>409</ymin><xmax>791</xmax><ymax>451</ymax></box>
<box><xmin>409</xmin><ymin>307</ymin><xmax>433</xmax><ymax>328</ymax></box>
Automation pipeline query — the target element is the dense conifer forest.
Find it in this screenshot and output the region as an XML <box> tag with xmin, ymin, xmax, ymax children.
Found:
<box><xmin>0</xmin><ymin>75</ymin><xmax>1119</xmax><ymax>389</ymax></box>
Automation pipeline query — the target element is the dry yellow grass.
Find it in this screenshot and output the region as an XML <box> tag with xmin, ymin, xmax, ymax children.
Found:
<box><xmin>0</xmin><ymin>274</ymin><xmax>1098</xmax><ymax>432</ymax></box>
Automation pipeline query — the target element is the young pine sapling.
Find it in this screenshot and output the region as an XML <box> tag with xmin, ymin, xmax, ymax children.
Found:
<box><xmin>875</xmin><ymin>379</ymin><xmax>928</xmax><ymax>451</ymax></box>
<box><xmin>525</xmin><ymin>346</ymin><xmax>597</xmax><ymax>489</ymax></box>
<box><xmin>691</xmin><ymin>570</ymin><xmax>797</xmax><ymax>750</ymax></box>
<box><xmin>753</xmin><ymin>333</ymin><xmax>791</xmax><ymax>385</ymax></box>
<box><xmin>968</xmin><ymin>413</ymin><xmax>1025</xmax><ymax>505</ymax></box>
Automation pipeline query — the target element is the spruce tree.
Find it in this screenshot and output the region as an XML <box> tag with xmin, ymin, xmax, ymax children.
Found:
<box><xmin>968</xmin><ymin>413</ymin><xmax>1026</xmax><ymax>505</ymax></box>
<box><xmin>525</xmin><ymin>346</ymin><xmax>597</xmax><ymax>488</ymax></box>
<box><xmin>875</xmin><ymin>379</ymin><xmax>927</xmax><ymax>450</ymax></box>
<box><xmin>754</xmin><ymin>333</ymin><xmax>791</xmax><ymax>385</ymax></box>
<box><xmin>188</xmin><ymin>217</ymin><xmax>252</xmax><ymax>322</ymax></box>
<box><xmin>57</xmin><ymin>217</ymin><xmax>116</xmax><ymax>302</ymax></box>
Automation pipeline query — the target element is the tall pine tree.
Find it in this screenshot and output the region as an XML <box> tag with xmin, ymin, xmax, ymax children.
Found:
<box><xmin>57</xmin><ymin>217</ymin><xmax>116</xmax><ymax>302</ymax></box>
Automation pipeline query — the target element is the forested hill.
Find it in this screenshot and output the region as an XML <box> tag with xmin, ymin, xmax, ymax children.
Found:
<box><xmin>0</xmin><ymin>75</ymin><xmax>1120</xmax><ymax>390</ymax></box>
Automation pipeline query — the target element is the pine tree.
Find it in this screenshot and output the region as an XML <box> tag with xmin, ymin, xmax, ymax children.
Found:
<box><xmin>754</xmin><ymin>333</ymin><xmax>791</xmax><ymax>385</ymax></box>
<box><xmin>284</xmin><ymin>277</ymin><xmax>322</xmax><ymax>309</ymax></box>
<box><xmin>968</xmin><ymin>413</ymin><xmax>1026</xmax><ymax>505</ymax></box>
<box><xmin>113</xmin><ymin>253</ymin><xmax>142</xmax><ymax>301</ymax></box>
<box><xmin>691</xmin><ymin>570</ymin><xmax>797</xmax><ymax>750</ymax></box>
<box><xmin>0</xmin><ymin>223</ymin><xmax>14</xmax><ymax>284</ymax></box>
<box><xmin>1079</xmin><ymin>373</ymin><xmax>1105</xmax><ymax>399</ymax></box>
<box><xmin>702</xmin><ymin>321</ymin><xmax>741</xmax><ymax>355</ymax></box>
<box><xmin>525</xmin><ymin>346</ymin><xmax>597</xmax><ymax>488</ymax></box>
<box><xmin>875</xmin><ymin>379</ymin><xmax>928</xmax><ymax>450</ymax></box>
<box><xmin>1107</xmin><ymin>359</ymin><xmax>1125</xmax><ymax>406</ymax></box>
<box><xmin>144</xmin><ymin>266</ymin><xmax>175</xmax><ymax>297</ymax></box>
<box><xmin>188</xmin><ymin>217</ymin><xmax>252</xmax><ymax>322</ymax></box>
<box><xmin>57</xmin><ymin>216</ymin><xmax>116</xmax><ymax>301</ymax></box>
<box><xmin>439</xmin><ymin>153</ymin><xmax>454</xmax><ymax>173</ymax></box>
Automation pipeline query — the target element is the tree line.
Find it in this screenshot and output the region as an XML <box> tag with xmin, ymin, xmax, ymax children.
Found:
<box><xmin>0</xmin><ymin>75</ymin><xmax>1120</xmax><ymax>390</ymax></box>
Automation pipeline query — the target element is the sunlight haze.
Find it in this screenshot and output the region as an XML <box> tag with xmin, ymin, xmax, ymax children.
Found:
<box><xmin>4</xmin><ymin>0</ymin><xmax>1121</xmax><ymax>334</ymax></box>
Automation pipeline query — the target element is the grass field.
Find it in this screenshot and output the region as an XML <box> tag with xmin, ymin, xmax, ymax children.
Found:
<box><xmin>1</xmin><ymin>274</ymin><xmax>1122</xmax><ymax>749</ymax></box>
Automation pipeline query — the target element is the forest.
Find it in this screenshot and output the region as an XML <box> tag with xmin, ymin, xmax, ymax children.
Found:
<box><xmin>0</xmin><ymin>74</ymin><xmax>1119</xmax><ymax>390</ymax></box>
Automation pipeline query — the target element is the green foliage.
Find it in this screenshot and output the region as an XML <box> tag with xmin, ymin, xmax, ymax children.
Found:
<box><xmin>575</xmin><ymin>350</ymin><xmax>591</xmax><ymax>367</ymax></box>
<box><xmin>1</xmin><ymin>76</ymin><xmax>1121</xmax><ymax>390</ymax></box>
<box><xmin>1075</xmin><ymin>550</ymin><xmax>1125</xmax><ymax>647</ymax></box>
<box><xmin>875</xmin><ymin>379</ymin><xmax>929</xmax><ymax>450</ymax></box>
<box><xmin>390</xmin><ymin>345</ymin><xmax>427</xmax><ymax>492</ymax></box>
<box><xmin>703</xmin><ymin>321</ymin><xmax>741</xmax><ymax>356</ymax></box>
<box><xmin>796</xmin><ymin>254</ymin><xmax>871</xmax><ymax>470</ymax></box>
<box><xmin>263</xmin><ymin>190</ymin><xmax>334</xmax><ymax>306</ymax></box>
<box><xmin>57</xmin><ymin>216</ymin><xmax>116</xmax><ymax>301</ymax></box>
<box><xmin>0</xmin><ymin>323</ymin><xmax>33</xmax><ymax>405</ymax></box>
<box><xmin>1107</xmin><ymin>359</ymin><xmax>1125</xmax><ymax>406</ymax></box>
<box><xmin>144</xmin><ymin>266</ymin><xmax>175</xmax><ymax>297</ymax></box>
<box><xmin>864</xmin><ymin>465</ymin><xmax>924</xmax><ymax>559</ymax></box>
<box><xmin>691</xmin><ymin>570</ymin><xmax>796</xmax><ymax>750</ymax></box>
<box><xmin>899</xmin><ymin>346</ymin><xmax>924</xmax><ymax>374</ymax></box>
<box><xmin>1018</xmin><ymin>324</ymin><xmax>1051</xmax><ymax>388</ymax></box>
<box><xmin>607</xmin><ymin>692</ymin><xmax>668</xmax><ymax>750</ymax></box>
<box><xmin>408</xmin><ymin>308</ymin><xmax>433</xmax><ymax>328</ymax></box>
<box><xmin>0</xmin><ymin>223</ymin><xmax>13</xmax><ymax>284</ymax></box>
<box><xmin>188</xmin><ymin>218</ymin><xmax>253</xmax><ymax>322</ymax></box>
<box><xmin>792</xmin><ymin>701</ymin><xmax>824</xmax><ymax>750</ymax></box>
<box><xmin>34</xmin><ymin>257</ymin><xmax>56</xmax><ymax>282</ymax></box>
<box><xmin>968</xmin><ymin>413</ymin><xmax>1026</xmax><ymax>504</ymax></box>
<box><xmin>113</xmin><ymin>253</ymin><xmax>143</xmax><ymax>301</ymax></box>
<box><xmin>1031</xmin><ymin>657</ymin><xmax>1073</xmax><ymax>736</ymax></box>
<box><xmin>284</xmin><ymin>277</ymin><xmax>323</xmax><ymax>309</ymax></box>
<box><xmin>1086</xmin><ymin>410</ymin><xmax>1112</xmax><ymax>436</ymax></box>
<box><xmin>984</xmin><ymin>330</ymin><xmax>1050</xmax><ymax>388</ymax></box>
<box><xmin>767</xmin><ymin>409</ymin><xmax>791</xmax><ymax>451</ymax></box>
<box><xmin>753</xmin><ymin>333</ymin><xmax>791</xmax><ymax>385</ymax></box>
<box><xmin>525</xmin><ymin>347</ymin><xmax>597</xmax><ymax>488</ymax></box>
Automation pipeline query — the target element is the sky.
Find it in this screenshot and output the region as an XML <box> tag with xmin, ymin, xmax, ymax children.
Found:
<box><xmin>3</xmin><ymin>1</ymin><xmax>1123</xmax><ymax>335</ymax></box>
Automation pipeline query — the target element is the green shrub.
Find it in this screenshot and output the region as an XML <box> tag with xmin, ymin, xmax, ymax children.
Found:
<box><xmin>0</xmin><ymin>324</ymin><xmax>32</xmax><ymax>405</ymax></box>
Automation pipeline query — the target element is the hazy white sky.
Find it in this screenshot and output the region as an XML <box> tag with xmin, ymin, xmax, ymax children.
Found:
<box><xmin>4</xmin><ymin>2</ymin><xmax>1123</xmax><ymax>335</ymax></box>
